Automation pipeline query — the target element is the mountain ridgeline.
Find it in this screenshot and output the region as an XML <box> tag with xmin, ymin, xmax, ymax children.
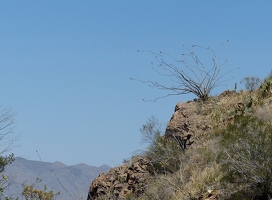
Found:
<box><xmin>3</xmin><ymin>157</ymin><xmax>111</xmax><ymax>200</ymax></box>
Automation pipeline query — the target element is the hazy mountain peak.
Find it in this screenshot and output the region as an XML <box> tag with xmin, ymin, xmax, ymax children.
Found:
<box><xmin>52</xmin><ymin>161</ymin><xmax>66</xmax><ymax>168</ymax></box>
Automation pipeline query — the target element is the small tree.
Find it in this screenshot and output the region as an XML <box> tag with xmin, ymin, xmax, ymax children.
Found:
<box><xmin>132</xmin><ymin>44</ymin><xmax>234</xmax><ymax>101</ymax></box>
<box><xmin>240</xmin><ymin>76</ymin><xmax>261</xmax><ymax>92</ymax></box>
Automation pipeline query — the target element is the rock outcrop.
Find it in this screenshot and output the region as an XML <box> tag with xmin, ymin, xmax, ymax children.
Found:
<box><xmin>87</xmin><ymin>156</ymin><xmax>150</xmax><ymax>200</ymax></box>
<box><xmin>165</xmin><ymin>100</ymin><xmax>213</xmax><ymax>150</ymax></box>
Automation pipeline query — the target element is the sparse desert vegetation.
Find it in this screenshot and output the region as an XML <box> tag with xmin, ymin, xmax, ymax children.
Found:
<box><xmin>88</xmin><ymin>71</ymin><xmax>272</xmax><ymax>200</ymax></box>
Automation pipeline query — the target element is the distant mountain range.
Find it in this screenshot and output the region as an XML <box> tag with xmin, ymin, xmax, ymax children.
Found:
<box><xmin>2</xmin><ymin>157</ymin><xmax>111</xmax><ymax>200</ymax></box>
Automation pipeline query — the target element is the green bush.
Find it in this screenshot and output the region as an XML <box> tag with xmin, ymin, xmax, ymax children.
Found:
<box><xmin>258</xmin><ymin>78</ymin><xmax>272</xmax><ymax>99</ymax></box>
<box><xmin>219</xmin><ymin>115</ymin><xmax>272</xmax><ymax>199</ymax></box>
<box><xmin>140</xmin><ymin>117</ymin><xmax>184</xmax><ymax>174</ymax></box>
<box><xmin>258</xmin><ymin>71</ymin><xmax>272</xmax><ymax>99</ymax></box>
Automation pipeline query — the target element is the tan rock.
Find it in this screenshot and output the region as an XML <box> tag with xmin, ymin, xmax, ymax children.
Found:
<box><xmin>87</xmin><ymin>156</ymin><xmax>151</xmax><ymax>200</ymax></box>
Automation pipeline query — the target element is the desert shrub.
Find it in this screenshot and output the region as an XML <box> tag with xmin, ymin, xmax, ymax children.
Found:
<box><xmin>255</xmin><ymin>104</ymin><xmax>272</xmax><ymax>124</ymax></box>
<box><xmin>170</xmin><ymin>130</ymin><xmax>225</xmax><ymax>200</ymax></box>
<box><xmin>258</xmin><ymin>78</ymin><xmax>272</xmax><ymax>99</ymax></box>
<box><xmin>240</xmin><ymin>76</ymin><xmax>261</xmax><ymax>92</ymax></box>
<box><xmin>22</xmin><ymin>178</ymin><xmax>60</xmax><ymax>200</ymax></box>
<box><xmin>140</xmin><ymin>117</ymin><xmax>184</xmax><ymax>174</ymax></box>
<box><xmin>219</xmin><ymin>115</ymin><xmax>272</xmax><ymax>199</ymax></box>
<box><xmin>140</xmin><ymin>116</ymin><xmax>225</xmax><ymax>200</ymax></box>
<box><xmin>138</xmin><ymin>117</ymin><xmax>186</xmax><ymax>200</ymax></box>
<box><xmin>258</xmin><ymin>71</ymin><xmax>272</xmax><ymax>100</ymax></box>
<box><xmin>139</xmin><ymin>174</ymin><xmax>176</xmax><ymax>200</ymax></box>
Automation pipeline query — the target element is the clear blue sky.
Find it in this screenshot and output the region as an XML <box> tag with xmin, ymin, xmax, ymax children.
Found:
<box><xmin>0</xmin><ymin>1</ymin><xmax>271</xmax><ymax>167</ymax></box>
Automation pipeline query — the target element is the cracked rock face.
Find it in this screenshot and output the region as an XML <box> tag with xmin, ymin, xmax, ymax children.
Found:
<box><xmin>87</xmin><ymin>156</ymin><xmax>151</xmax><ymax>200</ymax></box>
<box><xmin>165</xmin><ymin>100</ymin><xmax>213</xmax><ymax>138</ymax></box>
<box><xmin>165</xmin><ymin>102</ymin><xmax>192</xmax><ymax>138</ymax></box>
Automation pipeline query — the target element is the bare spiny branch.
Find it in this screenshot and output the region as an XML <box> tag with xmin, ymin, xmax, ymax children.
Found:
<box><xmin>133</xmin><ymin>43</ymin><xmax>235</xmax><ymax>101</ymax></box>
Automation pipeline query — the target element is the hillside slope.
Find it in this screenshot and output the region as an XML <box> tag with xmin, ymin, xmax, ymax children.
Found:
<box><xmin>87</xmin><ymin>80</ymin><xmax>272</xmax><ymax>200</ymax></box>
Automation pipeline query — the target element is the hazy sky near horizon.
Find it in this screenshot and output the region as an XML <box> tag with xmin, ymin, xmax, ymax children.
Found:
<box><xmin>0</xmin><ymin>1</ymin><xmax>272</xmax><ymax>167</ymax></box>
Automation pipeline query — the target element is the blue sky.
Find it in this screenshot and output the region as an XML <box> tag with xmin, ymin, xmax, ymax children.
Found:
<box><xmin>0</xmin><ymin>1</ymin><xmax>271</xmax><ymax>167</ymax></box>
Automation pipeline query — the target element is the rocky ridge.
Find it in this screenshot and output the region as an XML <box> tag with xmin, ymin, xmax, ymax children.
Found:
<box><xmin>87</xmin><ymin>90</ymin><xmax>244</xmax><ymax>199</ymax></box>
